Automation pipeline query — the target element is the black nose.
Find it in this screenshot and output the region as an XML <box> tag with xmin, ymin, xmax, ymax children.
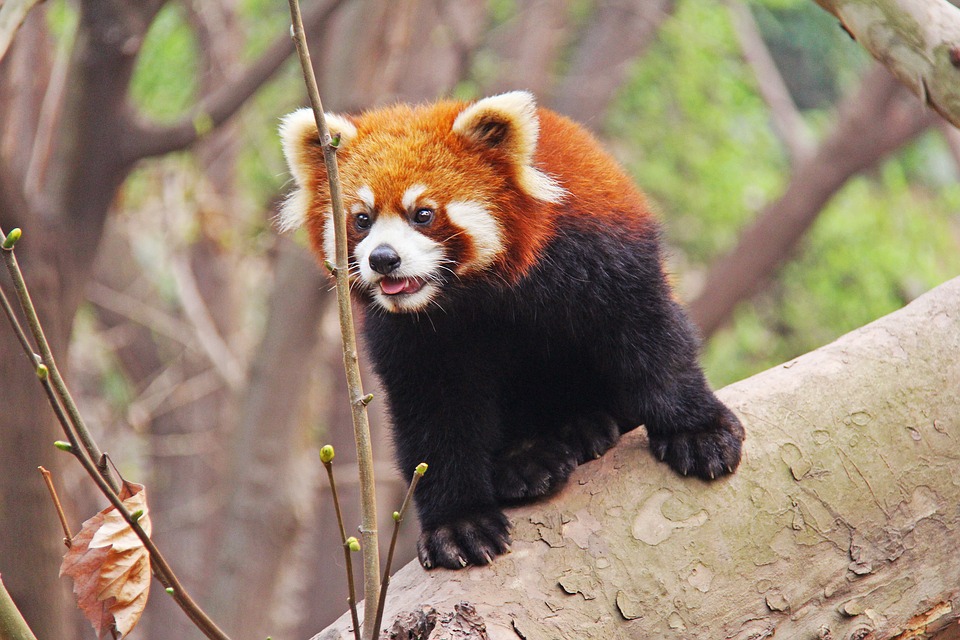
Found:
<box><xmin>369</xmin><ymin>244</ymin><xmax>401</xmax><ymax>275</ymax></box>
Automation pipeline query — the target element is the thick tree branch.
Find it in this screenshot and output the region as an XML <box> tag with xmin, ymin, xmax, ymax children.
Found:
<box><xmin>687</xmin><ymin>64</ymin><xmax>933</xmax><ymax>337</ymax></box>
<box><xmin>121</xmin><ymin>0</ymin><xmax>344</xmax><ymax>163</ymax></box>
<box><xmin>812</xmin><ymin>0</ymin><xmax>960</xmax><ymax>128</ymax></box>
<box><xmin>315</xmin><ymin>274</ymin><xmax>960</xmax><ymax>639</ymax></box>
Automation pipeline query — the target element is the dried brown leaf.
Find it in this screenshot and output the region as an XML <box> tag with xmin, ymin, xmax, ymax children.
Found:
<box><xmin>60</xmin><ymin>481</ymin><xmax>152</xmax><ymax>639</ymax></box>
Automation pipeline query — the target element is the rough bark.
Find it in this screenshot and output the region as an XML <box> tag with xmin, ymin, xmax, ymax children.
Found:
<box><xmin>812</xmin><ymin>0</ymin><xmax>960</xmax><ymax>128</ymax></box>
<box><xmin>313</xmin><ymin>275</ymin><xmax>960</xmax><ymax>639</ymax></box>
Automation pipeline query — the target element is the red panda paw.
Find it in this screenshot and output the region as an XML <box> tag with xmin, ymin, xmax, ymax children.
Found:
<box><xmin>649</xmin><ymin>405</ymin><xmax>744</xmax><ymax>481</ymax></box>
<box><xmin>417</xmin><ymin>510</ymin><xmax>512</xmax><ymax>570</ymax></box>
<box><xmin>492</xmin><ymin>439</ymin><xmax>578</xmax><ymax>504</ymax></box>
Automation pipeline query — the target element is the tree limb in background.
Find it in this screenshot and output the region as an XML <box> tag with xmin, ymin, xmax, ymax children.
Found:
<box><xmin>123</xmin><ymin>0</ymin><xmax>346</xmax><ymax>163</ymax></box>
<box><xmin>812</xmin><ymin>0</ymin><xmax>960</xmax><ymax>128</ymax></box>
<box><xmin>315</xmin><ymin>275</ymin><xmax>960</xmax><ymax>640</ymax></box>
<box><xmin>549</xmin><ymin>0</ymin><xmax>676</xmax><ymax>125</ymax></box>
<box><xmin>688</xmin><ymin>65</ymin><xmax>934</xmax><ymax>338</ymax></box>
<box><xmin>727</xmin><ymin>0</ymin><xmax>814</xmax><ymax>165</ymax></box>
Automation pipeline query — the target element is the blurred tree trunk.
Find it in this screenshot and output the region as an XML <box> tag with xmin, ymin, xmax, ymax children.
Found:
<box><xmin>314</xmin><ymin>275</ymin><xmax>960</xmax><ymax>640</ymax></box>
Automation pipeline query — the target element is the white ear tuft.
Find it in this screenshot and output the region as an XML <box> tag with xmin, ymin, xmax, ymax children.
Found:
<box><xmin>452</xmin><ymin>91</ymin><xmax>538</xmax><ymax>162</ymax></box>
<box><xmin>452</xmin><ymin>91</ymin><xmax>565</xmax><ymax>204</ymax></box>
<box><xmin>277</xmin><ymin>108</ymin><xmax>358</xmax><ymax>230</ymax></box>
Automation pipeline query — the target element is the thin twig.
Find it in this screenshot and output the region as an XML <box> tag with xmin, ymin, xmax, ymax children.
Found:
<box><xmin>286</xmin><ymin>3</ymin><xmax>382</xmax><ymax>638</ymax></box>
<box><xmin>0</xmin><ymin>573</ymin><xmax>39</xmax><ymax>640</ymax></box>
<box><xmin>372</xmin><ymin>463</ymin><xmax>426</xmax><ymax>639</ymax></box>
<box><xmin>37</xmin><ymin>466</ymin><xmax>73</xmax><ymax>546</ymax></box>
<box><xmin>321</xmin><ymin>451</ymin><xmax>362</xmax><ymax>640</ymax></box>
<box><xmin>1</xmin><ymin>226</ymin><xmax>117</xmax><ymax>492</ymax></box>
<box><xmin>0</xmin><ymin>226</ymin><xmax>232</xmax><ymax>640</ymax></box>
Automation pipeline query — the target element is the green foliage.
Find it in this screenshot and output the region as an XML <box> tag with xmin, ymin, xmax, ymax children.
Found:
<box><xmin>607</xmin><ymin>0</ymin><xmax>960</xmax><ymax>387</ymax></box>
<box><xmin>609</xmin><ymin>0</ymin><xmax>786</xmax><ymax>263</ymax></box>
<box><xmin>130</xmin><ymin>4</ymin><xmax>199</xmax><ymax>122</ymax></box>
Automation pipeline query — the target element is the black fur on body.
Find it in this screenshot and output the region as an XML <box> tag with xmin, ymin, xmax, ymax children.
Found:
<box><xmin>363</xmin><ymin>215</ymin><xmax>744</xmax><ymax>570</ymax></box>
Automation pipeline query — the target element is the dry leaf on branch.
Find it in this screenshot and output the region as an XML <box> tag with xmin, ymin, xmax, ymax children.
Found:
<box><xmin>60</xmin><ymin>481</ymin><xmax>152</xmax><ymax>639</ymax></box>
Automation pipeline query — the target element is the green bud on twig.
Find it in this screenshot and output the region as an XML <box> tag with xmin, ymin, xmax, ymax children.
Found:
<box><xmin>166</xmin><ymin>587</ymin><xmax>175</xmax><ymax>595</ymax></box>
<box><xmin>130</xmin><ymin>509</ymin><xmax>144</xmax><ymax>523</ymax></box>
<box><xmin>330</xmin><ymin>133</ymin><xmax>341</xmax><ymax>149</ymax></box>
<box><xmin>346</xmin><ymin>536</ymin><xmax>360</xmax><ymax>552</ymax></box>
<box><xmin>392</xmin><ymin>511</ymin><xmax>401</xmax><ymax>522</ymax></box>
<box><xmin>320</xmin><ymin>445</ymin><xmax>335</xmax><ymax>464</ymax></box>
<box><xmin>323</xmin><ymin>260</ymin><xmax>337</xmax><ymax>275</ymax></box>
<box><xmin>54</xmin><ymin>441</ymin><xmax>73</xmax><ymax>453</ymax></box>
<box><xmin>360</xmin><ymin>393</ymin><xmax>374</xmax><ymax>406</ymax></box>
<box><xmin>36</xmin><ymin>363</ymin><xmax>49</xmax><ymax>380</ymax></box>
<box><xmin>415</xmin><ymin>462</ymin><xmax>428</xmax><ymax>476</ymax></box>
<box><xmin>2</xmin><ymin>228</ymin><xmax>22</xmax><ymax>250</ymax></box>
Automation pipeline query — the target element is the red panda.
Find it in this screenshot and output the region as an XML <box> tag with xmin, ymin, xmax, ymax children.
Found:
<box><xmin>280</xmin><ymin>91</ymin><xmax>744</xmax><ymax>570</ymax></box>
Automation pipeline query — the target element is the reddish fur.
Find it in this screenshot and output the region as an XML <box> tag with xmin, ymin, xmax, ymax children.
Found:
<box><xmin>296</xmin><ymin>100</ymin><xmax>656</xmax><ymax>283</ymax></box>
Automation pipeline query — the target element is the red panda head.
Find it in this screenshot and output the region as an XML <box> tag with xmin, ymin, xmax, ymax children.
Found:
<box><xmin>279</xmin><ymin>91</ymin><xmax>566</xmax><ymax>313</ymax></box>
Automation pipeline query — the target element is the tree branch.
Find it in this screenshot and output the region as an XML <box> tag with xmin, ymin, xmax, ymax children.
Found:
<box><xmin>122</xmin><ymin>0</ymin><xmax>345</xmax><ymax>163</ymax></box>
<box><xmin>549</xmin><ymin>0</ymin><xmax>676</xmax><ymax>124</ymax></box>
<box><xmin>315</xmin><ymin>274</ymin><xmax>960</xmax><ymax>639</ymax></box>
<box><xmin>812</xmin><ymin>0</ymin><xmax>960</xmax><ymax>128</ymax></box>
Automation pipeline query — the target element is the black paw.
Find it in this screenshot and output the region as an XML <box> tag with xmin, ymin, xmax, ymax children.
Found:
<box><xmin>649</xmin><ymin>405</ymin><xmax>744</xmax><ymax>481</ymax></box>
<box><xmin>417</xmin><ymin>510</ymin><xmax>512</xmax><ymax>570</ymax></box>
<box><xmin>561</xmin><ymin>412</ymin><xmax>621</xmax><ymax>463</ymax></box>
<box><xmin>492</xmin><ymin>439</ymin><xmax>578</xmax><ymax>503</ymax></box>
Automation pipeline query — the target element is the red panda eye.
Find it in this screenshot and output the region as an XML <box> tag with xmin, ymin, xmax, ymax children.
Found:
<box><xmin>355</xmin><ymin>213</ymin><xmax>372</xmax><ymax>231</ymax></box>
<box><xmin>413</xmin><ymin>208</ymin><xmax>434</xmax><ymax>225</ymax></box>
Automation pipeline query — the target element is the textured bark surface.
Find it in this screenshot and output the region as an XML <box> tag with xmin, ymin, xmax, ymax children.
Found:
<box><xmin>313</xmin><ymin>276</ymin><xmax>960</xmax><ymax>640</ymax></box>
<box><xmin>812</xmin><ymin>0</ymin><xmax>960</xmax><ymax>128</ymax></box>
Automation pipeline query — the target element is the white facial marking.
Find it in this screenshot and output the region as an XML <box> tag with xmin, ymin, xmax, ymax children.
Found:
<box><xmin>402</xmin><ymin>184</ymin><xmax>428</xmax><ymax>211</ymax></box>
<box><xmin>357</xmin><ymin>185</ymin><xmax>375</xmax><ymax>210</ymax></box>
<box><xmin>445</xmin><ymin>201</ymin><xmax>504</xmax><ymax>272</ymax></box>
<box><xmin>277</xmin><ymin>188</ymin><xmax>309</xmax><ymax>232</ymax></box>
<box><xmin>355</xmin><ymin>215</ymin><xmax>445</xmax><ymax>313</ymax></box>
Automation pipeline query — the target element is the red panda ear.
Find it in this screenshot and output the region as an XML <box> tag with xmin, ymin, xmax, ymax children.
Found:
<box><xmin>278</xmin><ymin>109</ymin><xmax>358</xmax><ymax>230</ymax></box>
<box><xmin>452</xmin><ymin>92</ymin><xmax>565</xmax><ymax>203</ymax></box>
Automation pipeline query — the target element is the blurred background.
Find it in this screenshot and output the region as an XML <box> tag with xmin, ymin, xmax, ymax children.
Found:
<box><xmin>0</xmin><ymin>0</ymin><xmax>957</xmax><ymax>638</ymax></box>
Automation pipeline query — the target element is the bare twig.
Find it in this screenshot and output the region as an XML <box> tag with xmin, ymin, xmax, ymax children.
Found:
<box><xmin>0</xmin><ymin>226</ymin><xmax>233</xmax><ymax>640</ymax></box>
<box><xmin>37</xmin><ymin>466</ymin><xmax>73</xmax><ymax>547</ymax></box>
<box><xmin>286</xmin><ymin>3</ymin><xmax>382</xmax><ymax>638</ymax></box>
<box><xmin>321</xmin><ymin>447</ymin><xmax>362</xmax><ymax>640</ymax></box>
<box><xmin>372</xmin><ymin>463</ymin><xmax>427</xmax><ymax>640</ymax></box>
<box><xmin>0</xmin><ymin>573</ymin><xmax>38</xmax><ymax>640</ymax></box>
<box><xmin>1</xmin><ymin>226</ymin><xmax>116</xmax><ymax>492</ymax></box>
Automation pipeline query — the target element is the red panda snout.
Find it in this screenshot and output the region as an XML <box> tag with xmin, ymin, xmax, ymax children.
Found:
<box><xmin>355</xmin><ymin>213</ymin><xmax>446</xmax><ymax>313</ymax></box>
<box><xmin>368</xmin><ymin>244</ymin><xmax>401</xmax><ymax>275</ymax></box>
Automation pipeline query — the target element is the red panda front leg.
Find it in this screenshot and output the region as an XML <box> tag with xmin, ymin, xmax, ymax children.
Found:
<box><xmin>370</xmin><ymin>322</ymin><xmax>513</xmax><ymax>569</ymax></box>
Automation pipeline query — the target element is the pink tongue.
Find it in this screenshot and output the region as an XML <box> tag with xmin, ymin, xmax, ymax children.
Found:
<box><xmin>380</xmin><ymin>278</ymin><xmax>413</xmax><ymax>295</ymax></box>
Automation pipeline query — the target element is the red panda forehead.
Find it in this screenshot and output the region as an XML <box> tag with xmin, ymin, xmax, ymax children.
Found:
<box><xmin>338</xmin><ymin>102</ymin><xmax>505</xmax><ymax>208</ymax></box>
